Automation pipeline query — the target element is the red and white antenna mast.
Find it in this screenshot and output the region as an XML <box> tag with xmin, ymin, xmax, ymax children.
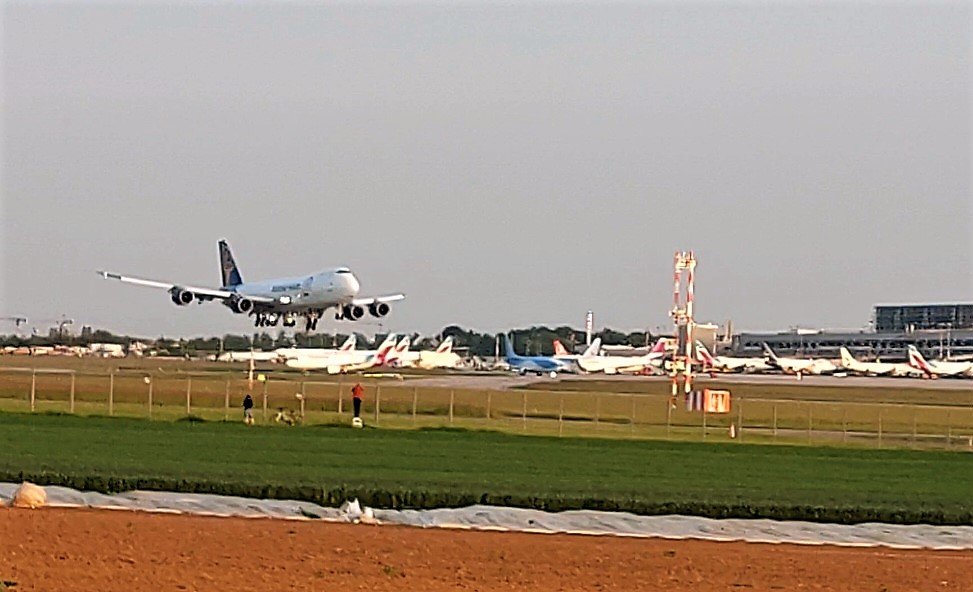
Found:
<box><xmin>669</xmin><ymin>251</ymin><xmax>697</xmax><ymax>406</ymax></box>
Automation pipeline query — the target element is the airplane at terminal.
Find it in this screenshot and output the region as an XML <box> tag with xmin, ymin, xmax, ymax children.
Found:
<box><xmin>392</xmin><ymin>336</ymin><xmax>463</xmax><ymax>369</ymax></box>
<box><xmin>285</xmin><ymin>334</ymin><xmax>398</xmax><ymax>374</ymax></box>
<box><xmin>907</xmin><ymin>346</ymin><xmax>973</xmax><ymax>378</ymax></box>
<box><xmin>98</xmin><ymin>240</ymin><xmax>404</xmax><ymax>332</ymax></box>
<box><xmin>415</xmin><ymin>337</ymin><xmax>466</xmax><ymax>370</ymax></box>
<box><xmin>576</xmin><ymin>338</ymin><xmax>668</xmax><ymax>375</ymax></box>
<box><xmin>695</xmin><ymin>342</ymin><xmax>769</xmax><ymax>373</ymax></box>
<box><xmin>503</xmin><ymin>334</ymin><xmax>568</xmax><ymax>377</ymax></box>
<box><xmin>837</xmin><ymin>347</ymin><xmax>921</xmax><ymax>378</ymax></box>
<box><xmin>273</xmin><ymin>335</ymin><xmax>358</xmax><ymax>362</ymax></box>
<box><xmin>762</xmin><ymin>343</ymin><xmax>838</xmax><ymax>375</ymax></box>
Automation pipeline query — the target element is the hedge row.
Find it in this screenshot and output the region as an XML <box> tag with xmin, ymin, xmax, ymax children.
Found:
<box><xmin>3</xmin><ymin>469</ymin><xmax>970</xmax><ymax>526</ymax></box>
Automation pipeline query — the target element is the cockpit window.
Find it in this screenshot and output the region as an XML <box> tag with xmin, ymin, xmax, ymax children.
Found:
<box><xmin>336</xmin><ymin>268</ymin><xmax>351</xmax><ymax>274</ymax></box>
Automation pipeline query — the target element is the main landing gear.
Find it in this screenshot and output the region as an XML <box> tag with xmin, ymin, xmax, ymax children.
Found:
<box><xmin>251</xmin><ymin>311</ymin><xmax>323</xmax><ymax>331</ymax></box>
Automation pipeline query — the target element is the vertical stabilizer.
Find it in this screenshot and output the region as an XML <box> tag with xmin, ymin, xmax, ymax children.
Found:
<box><xmin>219</xmin><ymin>240</ymin><xmax>244</xmax><ymax>288</ymax></box>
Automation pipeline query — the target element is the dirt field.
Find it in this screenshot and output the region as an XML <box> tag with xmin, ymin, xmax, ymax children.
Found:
<box><xmin>1</xmin><ymin>509</ymin><xmax>971</xmax><ymax>591</ymax></box>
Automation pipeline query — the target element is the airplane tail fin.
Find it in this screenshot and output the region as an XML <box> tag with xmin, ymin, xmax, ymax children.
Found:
<box><xmin>219</xmin><ymin>239</ymin><xmax>243</xmax><ymax>288</ymax></box>
<box><xmin>650</xmin><ymin>338</ymin><xmax>668</xmax><ymax>355</ymax></box>
<box><xmin>581</xmin><ymin>337</ymin><xmax>601</xmax><ymax>358</ymax></box>
<box><xmin>553</xmin><ymin>340</ymin><xmax>569</xmax><ymax>357</ymax></box>
<box><xmin>762</xmin><ymin>342</ymin><xmax>779</xmax><ymax>362</ymax></box>
<box><xmin>435</xmin><ymin>336</ymin><xmax>454</xmax><ymax>354</ymax></box>
<box><xmin>374</xmin><ymin>334</ymin><xmax>398</xmax><ymax>363</ymax></box>
<box><xmin>907</xmin><ymin>345</ymin><xmax>932</xmax><ymax>373</ymax></box>
<box><xmin>503</xmin><ymin>334</ymin><xmax>516</xmax><ymax>359</ymax></box>
<box><xmin>695</xmin><ymin>340</ymin><xmax>715</xmax><ymax>365</ymax></box>
<box><xmin>839</xmin><ymin>347</ymin><xmax>855</xmax><ymax>366</ymax></box>
<box><xmin>339</xmin><ymin>334</ymin><xmax>357</xmax><ymax>351</ymax></box>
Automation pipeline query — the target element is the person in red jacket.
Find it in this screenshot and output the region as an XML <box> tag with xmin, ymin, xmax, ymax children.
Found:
<box><xmin>351</xmin><ymin>383</ymin><xmax>364</xmax><ymax>427</ymax></box>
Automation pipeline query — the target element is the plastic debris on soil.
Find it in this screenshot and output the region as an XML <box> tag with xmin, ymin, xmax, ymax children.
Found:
<box><xmin>1</xmin><ymin>482</ymin><xmax>970</xmax><ymax>550</ymax></box>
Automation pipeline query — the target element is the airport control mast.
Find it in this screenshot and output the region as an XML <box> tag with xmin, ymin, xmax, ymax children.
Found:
<box><xmin>669</xmin><ymin>251</ymin><xmax>696</xmax><ymax>406</ymax></box>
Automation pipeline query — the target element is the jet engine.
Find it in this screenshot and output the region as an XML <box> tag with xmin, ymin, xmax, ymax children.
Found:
<box><xmin>368</xmin><ymin>302</ymin><xmax>390</xmax><ymax>318</ymax></box>
<box><xmin>341</xmin><ymin>305</ymin><xmax>365</xmax><ymax>320</ymax></box>
<box><xmin>170</xmin><ymin>289</ymin><xmax>195</xmax><ymax>306</ymax></box>
<box><xmin>230</xmin><ymin>296</ymin><xmax>253</xmax><ymax>314</ymax></box>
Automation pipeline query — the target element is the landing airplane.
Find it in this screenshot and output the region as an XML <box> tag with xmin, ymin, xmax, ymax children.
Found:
<box><xmin>907</xmin><ymin>345</ymin><xmax>973</xmax><ymax>378</ymax></box>
<box><xmin>98</xmin><ymin>240</ymin><xmax>404</xmax><ymax>332</ymax></box>
<box><xmin>837</xmin><ymin>347</ymin><xmax>921</xmax><ymax>378</ymax></box>
<box><xmin>503</xmin><ymin>334</ymin><xmax>568</xmax><ymax>378</ymax></box>
<box><xmin>285</xmin><ymin>334</ymin><xmax>399</xmax><ymax>374</ymax></box>
<box><xmin>695</xmin><ymin>342</ymin><xmax>770</xmax><ymax>373</ymax></box>
<box><xmin>762</xmin><ymin>343</ymin><xmax>837</xmax><ymax>375</ymax></box>
<box><xmin>576</xmin><ymin>338</ymin><xmax>668</xmax><ymax>375</ymax></box>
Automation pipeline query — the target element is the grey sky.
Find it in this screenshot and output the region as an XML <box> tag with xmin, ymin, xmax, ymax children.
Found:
<box><xmin>2</xmin><ymin>2</ymin><xmax>971</xmax><ymax>338</ymax></box>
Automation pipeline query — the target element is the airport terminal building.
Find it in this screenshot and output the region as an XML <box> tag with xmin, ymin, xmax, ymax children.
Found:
<box><xmin>730</xmin><ymin>303</ymin><xmax>973</xmax><ymax>360</ymax></box>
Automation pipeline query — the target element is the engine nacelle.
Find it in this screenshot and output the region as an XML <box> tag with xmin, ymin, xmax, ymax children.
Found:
<box><xmin>340</xmin><ymin>305</ymin><xmax>365</xmax><ymax>320</ymax></box>
<box><xmin>170</xmin><ymin>289</ymin><xmax>195</xmax><ymax>306</ymax></box>
<box><xmin>230</xmin><ymin>296</ymin><xmax>253</xmax><ymax>314</ymax></box>
<box><xmin>369</xmin><ymin>302</ymin><xmax>390</xmax><ymax>318</ymax></box>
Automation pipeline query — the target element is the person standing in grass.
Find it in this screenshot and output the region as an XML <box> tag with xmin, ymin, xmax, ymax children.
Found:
<box><xmin>351</xmin><ymin>383</ymin><xmax>364</xmax><ymax>427</ymax></box>
<box><xmin>243</xmin><ymin>393</ymin><xmax>254</xmax><ymax>425</ymax></box>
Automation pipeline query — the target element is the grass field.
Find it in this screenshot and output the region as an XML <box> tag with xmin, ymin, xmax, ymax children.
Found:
<box><xmin>1</xmin><ymin>411</ymin><xmax>971</xmax><ymax>524</ymax></box>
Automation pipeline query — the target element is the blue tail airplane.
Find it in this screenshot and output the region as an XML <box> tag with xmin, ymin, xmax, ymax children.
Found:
<box><xmin>502</xmin><ymin>334</ymin><xmax>568</xmax><ymax>378</ymax></box>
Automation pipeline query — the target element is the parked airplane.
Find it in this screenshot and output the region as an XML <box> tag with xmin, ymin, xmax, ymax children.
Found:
<box><xmin>415</xmin><ymin>337</ymin><xmax>466</xmax><ymax>370</ymax></box>
<box><xmin>762</xmin><ymin>343</ymin><xmax>838</xmax><ymax>375</ymax></box>
<box><xmin>837</xmin><ymin>347</ymin><xmax>921</xmax><ymax>377</ymax></box>
<box><xmin>285</xmin><ymin>334</ymin><xmax>399</xmax><ymax>374</ymax></box>
<box><xmin>503</xmin><ymin>334</ymin><xmax>568</xmax><ymax>377</ymax></box>
<box><xmin>695</xmin><ymin>342</ymin><xmax>770</xmax><ymax>373</ymax></box>
<box><xmin>391</xmin><ymin>336</ymin><xmax>458</xmax><ymax>368</ymax></box>
<box><xmin>907</xmin><ymin>345</ymin><xmax>973</xmax><ymax>378</ymax></box>
<box><xmin>576</xmin><ymin>338</ymin><xmax>668</xmax><ymax>375</ymax></box>
<box><xmin>272</xmin><ymin>335</ymin><xmax>358</xmax><ymax>362</ymax></box>
<box><xmin>98</xmin><ymin>240</ymin><xmax>404</xmax><ymax>332</ymax></box>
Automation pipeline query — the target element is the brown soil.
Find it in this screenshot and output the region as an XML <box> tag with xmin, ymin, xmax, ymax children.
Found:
<box><xmin>1</xmin><ymin>508</ymin><xmax>970</xmax><ymax>592</ymax></box>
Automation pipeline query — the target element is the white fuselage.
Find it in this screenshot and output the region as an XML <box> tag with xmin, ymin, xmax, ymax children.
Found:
<box><xmin>231</xmin><ymin>269</ymin><xmax>360</xmax><ymax>313</ymax></box>
<box><xmin>578</xmin><ymin>354</ymin><xmax>663</xmax><ymax>375</ymax></box>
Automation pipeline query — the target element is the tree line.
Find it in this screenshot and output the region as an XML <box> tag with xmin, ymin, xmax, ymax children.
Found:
<box><xmin>0</xmin><ymin>325</ymin><xmax>659</xmax><ymax>357</ymax></box>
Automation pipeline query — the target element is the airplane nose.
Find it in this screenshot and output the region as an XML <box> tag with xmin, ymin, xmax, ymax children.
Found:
<box><xmin>345</xmin><ymin>273</ymin><xmax>360</xmax><ymax>295</ymax></box>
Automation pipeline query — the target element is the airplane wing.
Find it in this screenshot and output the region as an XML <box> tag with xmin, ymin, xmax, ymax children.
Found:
<box><xmin>351</xmin><ymin>294</ymin><xmax>406</xmax><ymax>306</ymax></box>
<box><xmin>97</xmin><ymin>271</ymin><xmax>275</xmax><ymax>303</ymax></box>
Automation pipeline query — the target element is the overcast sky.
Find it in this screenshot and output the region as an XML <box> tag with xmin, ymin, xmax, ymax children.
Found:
<box><xmin>1</xmin><ymin>2</ymin><xmax>970</xmax><ymax>338</ymax></box>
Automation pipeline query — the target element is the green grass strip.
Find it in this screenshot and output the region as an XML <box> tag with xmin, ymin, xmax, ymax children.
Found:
<box><xmin>1</xmin><ymin>412</ymin><xmax>970</xmax><ymax>525</ymax></box>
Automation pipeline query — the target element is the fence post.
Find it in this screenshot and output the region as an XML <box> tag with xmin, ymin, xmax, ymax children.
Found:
<box><xmin>772</xmin><ymin>404</ymin><xmax>777</xmax><ymax>440</ymax></box>
<box><xmin>147</xmin><ymin>378</ymin><xmax>153</xmax><ymax>419</ymax></box>
<box><xmin>912</xmin><ymin>406</ymin><xmax>917</xmax><ymax>446</ymax></box>
<box><xmin>412</xmin><ymin>387</ymin><xmax>418</xmax><ymax>425</ymax></box>
<box><xmin>666</xmin><ymin>397</ymin><xmax>672</xmax><ymax>439</ymax></box>
<box><xmin>449</xmin><ymin>389</ymin><xmax>454</xmax><ymax>426</ymax></box>
<box><xmin>186</xmin><ymin>377</ymin><xmax>192</xmax><ymax>416</ymax></box>
<box><xmin>109</xmin><ymin>371</ymin><xmax>115</xmax><ymax>416</ymax></box>
<box><xmin>702</xmin><ymin>404</ymin><xmax>707</xmax><ymax>439</ymax></box>
<box><xmin>30</xmin><ymin>370</ymin><xmax>36</xmax><ymax>412</ymax></box>
<box><xmin>946</xmin><ymin>410</ymin><xmax>951</xmax><ymax>447</ymax></box>
<box><xmin>878</xmin><ymin>407</ymin><xmax>883</xmax><ymax>448</ymax></box>
<box><xmin>558</xmin><ymin>392</ymin><xmax>564</xmax><ymax>437</ymax></box>
<box><xmin>70</xmin><ymin>373</ymin><xmax>76</xmax><ymax>414</ymax></box>
<box><xmin>521</xmin><ymin>391</ymin><xmax>527</xmax><ymax>431</ymax></box>
<box><xmin>737</xmin><ymin>397</ymin><xmax>743</xmax><ymax>442</ymax></box>
<box><xmin>595</xmin><ymin>394</ymin><xmax>601</xmax><ymax>425</ymax></box>
<box><xmin>262</xmin><ymin>380</ymin><xmax>268</xmax><ymax>423</ymax></box>
<box><xmin>224</xmin><ymin>379</ymin><xmax>230</xmax><ymax>421</ymax></box>
<box><xmin>300</xmin><ymin>381</ymin><xmax>306</xmax><ymax>424</ymax></box>
<box><xmin>842</xmin><ymin>407</ymin><xmax>847</xmax><ymax>444</ymax></box>
<box><xmin>374</xmin><ymin>385</ymin><xmax>381</xmax><ymax>424</ymax></box>
<box><xmin>485</xmin><ymin>390</ymin><xmax>491</xmax><ymax>420</ymax></box>
<box><xmin>630</xmin><ymin>394</ymin><xmax>637</xmax><ymax>433</ymax></box>
<box><xmin>337</xmin><ymin>384</ymin><xmax>343</xmax><ymax>416</ymax></box>
<box><xmin>807</xmin><ymin>403</ymin><xmax>812</xmax><ymax>444</ymax></box>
